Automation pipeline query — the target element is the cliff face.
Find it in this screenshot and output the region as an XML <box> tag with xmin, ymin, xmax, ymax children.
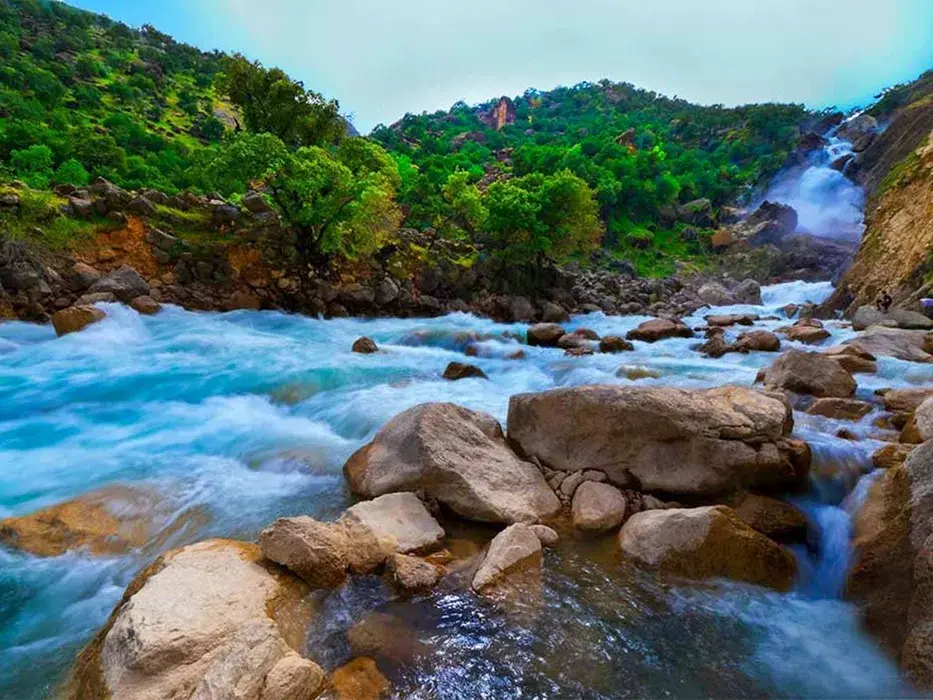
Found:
<box><xmin>831</xmin><ymin>72</ymin><xmax>933</xmax><ymax>312</ymax></box>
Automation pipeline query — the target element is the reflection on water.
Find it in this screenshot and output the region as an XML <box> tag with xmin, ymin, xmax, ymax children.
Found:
<box><xmin>0</xmin><ymin>280</ymin><xmax>919</xmax><ymax>698</ymax></box>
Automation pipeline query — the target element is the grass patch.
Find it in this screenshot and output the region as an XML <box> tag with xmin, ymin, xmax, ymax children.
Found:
<box><xmin>0</xmin><ymin>186</ymin><xmax>99</xmax><ymax>249</ymax></box>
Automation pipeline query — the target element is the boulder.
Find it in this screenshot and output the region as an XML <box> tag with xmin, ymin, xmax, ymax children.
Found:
<box><xmin>706</xmin><ymin>313</ymin><xmax>758</xmax><ymax>327</ymax></box>
<box><xmin>526</xmin><ymin>323</ymin><xmax>565</xmax><ymax>347</ymax></box>
<box><xmin>242</xmin><ymin>191</ymin><xmax>272</xmax><ymax>214</ymax></box>
<box><xmin>66</xmin><ymin>540</ymin><xmax>320</xmax><ymax>700</ymax></box>
<box><xmin>373</xmin><ymin>278</ymin><xmax>399</xmax><ymax>307</ymax></box>
<box><xmin>823</xmin><ymin>345</ymin><xmax>878</xmax><ymax>374</ymax></box>
<box><xmin>51</xmin><ymin>305</ymin><xmax>105</xmax><ymax>336</ymax></box>
<box><xmin>732</xmin><ymin>493</ymin><xmax>808</xmax><ymax>541</ymax></box>
<box><xmin>882</xmin><ymin>389</ymin><xmax>933</xmax><ymax>414</ymax></box>
<box><xmin>697</xmin><ymin>282</ymin><xmax>738</xmax><ymax>307</ymax></box>
<box><xmin>344</xmin><ymin>403</ymin><xmax>560</xmax><ymax>524</ymax></box>
<box><xmin>530</xmin><ymin>524</ymin><xmax>559</xmax><ymax>547</ymax></box>
<box><xmin>352</xmin><ymin>337</ymin><xmax>379</xmax><ymax>354</ymax></box>
<box><xmin>386</xmin><ymin>553</ymin><xmax>441</xmax><ymax>595</ymax></box>
<box><xmin>626</xmin><ymin>318</ymin><xmax>694</xmax><ymax>343</ymax></box>
<box><xmin>872</xmin><ymin>444</ymin><xmax>914</xmax><ymax>470</ymax></box>
<box><xmin>843</xmin><ymin>328</ymin><xmax>933</xmax><ymax>363</ymax></box>
<box><xmin>916</xmin><ymin>398</ymin><xmax>933</xmax><ymax>443</ymax></box>
<box><xmin>126</xmin><ymin>195</ymin><xmax>157</xmax><ymax>217</ymax></box>
<box><xmin>571</xmin><ymin>481</ymin><xmax>627</xmax><ymax>533</ymax></box>
<box><xmin>330</xmin><ymin>657</ymin><xmax>389</xmax><ymax>700</ymax></box>
<box><xmin>443</xmin><ymin>361</ymin><xmax>488</xmax><ymax>380</ymax></box>
<box><xmin>88</xmin><ymin>264</ymin><xmax>150</xmax><ymax>302</ymax></box>
<box><xmin>130</xmin><ymin>296</ymin><xmax>161</xmax><ymax>315</ymax></box>
<box><xmin>735</xmin><ymin>330</ymin><xmax>781</xmax><ymax>352</ymax></box>
<box><xmin>778</xmin><ymin>323</ymin><xmax>831</xmax><ymax>344</ymax></box>
<box><xmin>541</xmin><ymin>301</ymin><xmax>569</xmax><ymax>323</ymax></box>
<box><xmin>733</xmin><ymin>279</ymin><xmax>763</xmax><ymax>305</ymax></box>
<box><xmin>807</xmin><ymin>397</ymin><xmax>874</xmax><ymax>421</ymax></box>
<box><xmin>762</xmin><ymin>349</ymin><xmax>857</xmax><ymax>397</ymax></box>
<box><xmin>340</xmin><ymin>492</ymin><xmax>444</xmax><ymax>555</ymax></box>
<box><xmin>618</xmin><ymin>505</ymin><xmax>796</xmax><ymax>590</ymax></box>
<box><xmin>0</xmin><ymin>486</ymin><xmax>165</xmax><ymax>557</ymax></box>
<box><xmin>70</xmin><ymin>262</ymin><xmax>101</xmax><ymax>290</ymax></box>
<box><xmin>697</xmin><ymin>334</ymin><xmax>735</xmax><ymax>358</ymax></box>
<box><xmin>471</xmin><ymin>523</ymin><xmax>543</xmax><ymax>593</ymax></box>
<box><xmin>507</xmin><ymin>385</ymin><xmax>807</xmax><ymax>497</ymax></box>
<box><xmin>598</xmin><ymin>335</ymin><xmax>634</xmax><ymax>353</ymax></box>
<box><xmin>258</xmin><ymin>517</ymin><xmax>354</xmax><ymax>589</ymax></box>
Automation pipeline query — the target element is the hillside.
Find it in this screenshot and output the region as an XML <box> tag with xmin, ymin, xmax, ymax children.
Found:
<box><xmin>373</xmin><ymin>83</ymin><xmax>815</xmax><ymax>274</ymax></box>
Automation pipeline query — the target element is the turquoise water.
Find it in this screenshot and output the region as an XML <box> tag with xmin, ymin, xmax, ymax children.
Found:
<box><xmin>0</xmin><ymin>281</ymin><xmax>921</xmax><ymax>698</ymax></box>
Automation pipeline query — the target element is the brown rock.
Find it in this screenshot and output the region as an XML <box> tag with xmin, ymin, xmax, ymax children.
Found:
<box><xmin>386</xmin><ymin>553</ymin><xmax>441</xmax><ymax>595</ymax></box>
<box><xmin>618</xmin><ymin>505</ymin><xmax>796</xmax><ymax>590</ymax></box>
<box><xmin>347</xmin><ymin>612</ymin><xmax>421</xmax><ymax>664</ymax></box>
<box><xmin>130</xmin><ymin>295</ymin><xmax>161</xmax><ymax>315</ymax></box>
<box><xmin>823</xmin><ymin>345</ymin><xmax>878</xmax><ymax>374</ymax></box>
<box><xmin>352</xmin><ymin>337</ymin><xmax>379</xmax><ymax>354</ymax></box>
<box><xmin>697</xmin><ymin>334</ymin><xmax>735</xmax><ymax>358</ymax></box>
<box><xmin>471</xmin><ymin>523</ymin><xmax>543</xmax><ymax>593</ymax></box>
<box><xmin>763</xmin><ymin>349</ymin><xmax>857</xmax><ymax>397</ymax></box>
<box><xmin>51</xmin><ymin>305</ymin><xmax>105</xmax><ymax>336</ymax></box>
<box><xmin>344</xmin><ymin>403</ymin><xmax>560</xmax><ymax>524</ymax></box>
<box><xmin>526</xmin><ymin>323</ymin><xmax>565</xmax><ymax>347</ymax></box>
<box><xmin>807</xmin><ymin>397</ymin><xmax>874</xmax><ymax>421</ymax></box>
<box><xmin>508</xmin><ymin>385</ymin><xmax>807</xmax><ymax>497</ymax></box>
<box><xmin>617</xmin><ymin>365</ymin><xmax>663</xmax><ymax>381</ymax></box>
<box><xmin>443</xmin><ymin>361</ymin><xmax>488</xmax><ymax>380</ymax></box>
<box><xmin>626</xmin><ymin>318</ymin><xmax>694</xmax><ymax>343</ymax></box>
<box><xmin>882</xmin><ymin>388</ymin><xmax>933</xmax><ymax>414</ymax></box>
<box><xmin>778</xmin><ymin>324</ymin><xmax>831</xmax><ymax>344</ymax></box>
<box><xmin>732</xmin><ymin>493</ymin><xmax>808</xmax><ymax>541</ymax></box>
<box><xmin>330</xmin><ymin>657</ymin><xmax>389</xmax><ymax>700</ymax></box>
<box><xmin>571</xmin><ymin>481</ymin><xmax>627</xmax><ymax>533</ymax></box>
<box><xmin>706</xmin><ymin>314</ymin><xmax>758</xmax><ymax>327</ymax></box>
<box><xmin>530</xmin><ymin>524</ymin><xmax>559</xmax><ymax>547</ymax></box>
<box><xmin>258</xmin><ymin>517</ymin><xmax>350</xmax><ymax>588</ymax></box>
<box><xmin>340</xmin><ymin>492</ymin><xmax>445</xmax><ymax>555</ymax></box>
<box><xmin>598</xmin><ymin>335</ymin><xmax>634</xmax><ymax>353</ymax></box>
<box><xmin>262</xmin><ymin>653</ymin><xmax>326</xmax><ymax>700</ymax></box>
<box><xmin>735</xmin><ymin>330</ymin><xmax>782</xmax><ymax>353</ymax></box>
<box><xmin>872</xmin><ymin>443</ymin><xmax>914</xmax><ymax>469</ymax></box>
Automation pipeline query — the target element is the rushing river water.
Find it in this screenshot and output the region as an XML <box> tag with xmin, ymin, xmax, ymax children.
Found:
<box><xmin>0</xmin><ymin>280</ymin><xmax>929</xmax><ymax>698</ymax></box>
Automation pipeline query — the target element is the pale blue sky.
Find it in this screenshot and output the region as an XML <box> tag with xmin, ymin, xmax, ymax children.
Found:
<box><xmin>70</xmin><ymin>0</ymin><xmax>933</xmax><ymax>133</ymax></box>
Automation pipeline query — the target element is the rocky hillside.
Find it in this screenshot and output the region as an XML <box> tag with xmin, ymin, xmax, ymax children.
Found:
<box><xmin>829</xmin><ymin>70</ymin><xmax>933</xmax><ymax>312</ymax></box>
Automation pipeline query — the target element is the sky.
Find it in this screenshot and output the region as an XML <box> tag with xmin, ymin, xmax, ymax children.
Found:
<box><xmin>70</xmin><ymin>0</ymin><xmax>933</xmax><ymax>133</ymax></box>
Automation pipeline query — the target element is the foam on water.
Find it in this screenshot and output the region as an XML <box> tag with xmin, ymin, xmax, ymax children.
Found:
<box><xmin>0</xmin><ymin>281</ymin><xmax>920</xmax><ymax>698</ymax></box>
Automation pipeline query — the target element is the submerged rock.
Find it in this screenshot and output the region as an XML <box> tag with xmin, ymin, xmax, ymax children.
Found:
<box><xmin>66</xmin><ymin>540</ymin><xmax>320</xmax><ymax>700</ymax></box>
<box><xmin>386</xmin><ymin>553</ymin><xmax>441</xmax><ymax>595</ymax></box>
<box><xmin>508</xmin><ymin>385</ymin><xmax>807</xmax><ymax>497</ymax></box>
<box><xmin>762</xmin><ymin>349</ymin><xmax>857</xmax><ymax>397</ymax></box>
<box><xmin>352</xmin><ymin>337</ymin><xmax>379</xmax><ymax>354</ymax></box>
<box><xmin>331</xmin><ymin>657</ymin><xmax>389</xmax><ymax>700</ymax></box>
<box><xmin>618</xmin><ymin>505</ymin><xmax>796</xmax><ymax>590</ymax></box>
<box><xmin>526</xmin><ymin>323</ymin><xmax>565</xmax><ymax>347</ymax></box>
<box><xmin>344</xmin><ymin>403</ymin><xmax>559</xmax><ymax>524</ymax></box>
<box><xmin>51</xmin><ymin>305</ymin><xmax>106</xmax><ymax>336</ymax></box>
<box><xmin>598</xmin><ymin>335</ymin><xmax>634</xmax><ymax>353</ymax></box>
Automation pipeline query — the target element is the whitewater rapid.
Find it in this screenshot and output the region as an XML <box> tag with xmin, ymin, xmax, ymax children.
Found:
<box><xmin>0</xmin><ymin>280</ymin><xmax>924</xmax><ymax>698</ymax></box>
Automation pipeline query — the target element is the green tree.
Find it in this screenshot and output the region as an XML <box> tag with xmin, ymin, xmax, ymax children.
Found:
<box><xmin>52</xmin><ymin>158</ymin><xmax>90</xmax><ymax>186</ymax></box>
<box><xmin>267</xmin><ymin>146</ymin><xmax>400</xmax><ymax>260</ymax></box>
<box><xmin>11</xmin><ymin>143</ymin><xmax>53</xmax><ymax>187</ymax></box>
<box><xmin>191</xmin><ymin>132</ymin><xmax>288</xmax><ymax>197</ymax></box>
<box><xmin>442</xmin><ymin>171</ymin><xmax>487</xmax><ymax>237</ymax></box>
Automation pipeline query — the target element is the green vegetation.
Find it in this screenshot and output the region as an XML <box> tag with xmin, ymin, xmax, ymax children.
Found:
<box><xmin>0</xmin><ymin>0</ymin><xmax>818</xmax><ymax>275</ymax></box>
<box><xmin>0</xmin><ymin>186</ymin><xmax>98</xmax><ymax>248</ymax></box>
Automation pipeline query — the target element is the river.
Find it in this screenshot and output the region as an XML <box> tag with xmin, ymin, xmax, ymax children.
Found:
<box><xmin>0</xmin><ymin>279</ymin><xmax>927</xmax><ymax>698</ymax></box>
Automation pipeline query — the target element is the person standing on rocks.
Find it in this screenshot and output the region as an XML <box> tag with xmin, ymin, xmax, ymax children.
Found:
<box><xmin>876</xmin><ymin>290</ymin><xmax>893</xmax><ymax>313</ymax></box>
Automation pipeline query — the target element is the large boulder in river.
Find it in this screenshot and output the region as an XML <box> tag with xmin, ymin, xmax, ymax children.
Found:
<box><xmin>618</xmin><ymin>505</ymin><xmax>796</xmax><ymax>590</ymax></box>
<box><xmin>51</xmin><ymin>305</ymin><xmax>105</xmax><ymax>336</ymax></box>
<box><xmin>853</xmin><ymin>305</ymin><xmax>933</xmax><ymax>331</ymax></box>
<box><xmin>762</xmin><ymin>349</ymin><xmax>857</xmax><ymax>397</ymax></box>
<box><xmin>344</xmin><ymin>403</ymin><xmax>559</xmax><ymax>524</ymax></box>
<box><xmin>67</xmin><ymin>539</ymin><xmax>324</xmax><ymax>700</ymax></box>
<box><xmin>526</xmin><ymin>323</ymin><xmax>565</xmax><ymax>347</ymax></box>
<box><xmin>626</xmin><ymin>318</ymin><xmax>694</xmax><ymax>343</ymax></box>
<box><xmin>843</xmin><ymin>327</ymin><xmax>933</xmax><ymax>363</ymax></box>
<box><xmin>87</xmin><ymin>264</ymin><xmax>150</xmax><ymax>302</ymax></box>
<box><xmin>507</xmin><ymin>385</ymin><xmax>807</xmax><ymax>497</ymax></box>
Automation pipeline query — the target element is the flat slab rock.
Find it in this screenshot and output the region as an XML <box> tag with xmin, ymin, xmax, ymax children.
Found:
<box><xmin>344</xmin><ymin>402</ymin><xmax>559</xmax><ymax>524</ymax></box>
<box><xmin>341</xmin><ymin>492</ymin><xmax>445</xmax><ymax>555</ymax></box>
<box><xmin>67</xmin><ymin>539</ymin><xmax>322</xmax><ymax>700</ymax></box>
<box><xmin>507</xmin><ymin>385</ymin><xmax>808</xmax><ymax>497</ymax></box>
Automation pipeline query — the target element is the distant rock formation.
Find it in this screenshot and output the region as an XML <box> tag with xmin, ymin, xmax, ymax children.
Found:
<box><xmin>479</xmin><ymin>97</ymin><xmax>517</xmax><ymax>131</ymax></box>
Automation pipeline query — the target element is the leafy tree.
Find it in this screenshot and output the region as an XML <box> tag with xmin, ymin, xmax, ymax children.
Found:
<box><xmin>267</xmin><ymin>146</ymin><xmax>400</xmax><ymax>260</ymax></box>
<box><xmin>442</xmin><ymin>171</ymin><xmax>487</xmax><ymax>237</ymax></box>
<box><xmin>52</xmin><ymin>158</ymin><xmax>89</xmax><ymax>187</ymax></box>
<box><xmin>217</xmin><ymin>54</ymin><xmax>345</xmax><ymax>148</ymax></box>
<box><xmin>11</xmin><ymin>143</ymin><xmax>53</xmax><ymax>187</ymax></box>
<box><xmin>191</xmin><ymin>132</ymin><xmax>288</xmax><ymax>197</ymax></box>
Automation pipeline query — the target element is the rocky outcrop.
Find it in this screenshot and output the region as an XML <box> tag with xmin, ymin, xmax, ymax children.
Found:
<box><xmin>67</xmin><ymin>540</ymin><xmax>322</xmax><ymax>700</ymax></box>
<box><xmin>344</xmin><ymin>403</ymin><xmax>559</xmax><ymax>524</ymax></box>
<box><xmin>843</xmin><ymin>327</ymin><xmax>933</xmax><ymax>363</ymax></box>
<box><xmin>51</xmin><ymin>305</ymin><xmax>105</xmax><ymax>336</ymax></box>
<box><xmin>762</xmin><ymin>349</ymin><xmax>858</xmax><ymax>397</ymax></box>
<box><xmin>507</xmin><ymin>385</ymin><xmax>807</xmax><ymax>497</ymax></box>
<box><xmin>618</xmin><ymin>505</ymin><xmax>796</xmax><ymax>590</ymax></box>
<box><xmin>852</xmin><ymin>306</ymin><xmax>933</xmax><ymax>331</ymax></box>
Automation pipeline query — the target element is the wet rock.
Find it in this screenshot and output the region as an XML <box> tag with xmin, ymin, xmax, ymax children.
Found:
<box><xmin>844</xmin><ymin>328</ymin><xmax>933</xmax><ymax>363</ymax></box>
<box><xmin>763</xmin><ymin>349</ymin><xmax>857</xmax><ymax>397</ymax></box>
<box><xmin>76</xmin><ymin>292</ymin><xmax>117</xmax><ymax>305</ymax></box>
<box><xmin>443</xmin><ymin>361</ymin><xmax>488</xmax><ymax>380</ymax></box>
<box><xmin>735</xmin><ymin>330</ymin><xmax>781</xmax><ymax>352</ymax></box>
<box><xmin>527</xmin><ymin>323</ymin><xmax>566</xmax><ymax>347</ymax></box>
<box><xmin>618</xmin><ymin>505</ymin><xmax>796</xmax><ymax>590</ymax></box>
<box><xmin>823</xmin><ymin>345</ymin><xmax>878</xmax><ymax>374</ymax></box>
<box><xmin>88</xmin><ymin>264</ymin><xmax>150</xmax><ymax>302</ymax></box>
<box><xmin>262</xmin><ymin>653</ymin><xmax>326</xmax><ymax>700</ymax></box>
<box><xmin>882</xmin><ymin>388</ymin><xmax>933</xmax><ymax>414</ymax></box>
<box><xmin>386</xmin><ymin>553</ymin><xmax>441</xmax><ymax>595</ymax></box>
<box><xmin>872</xmin><ymin>443</ymin><xmax>914</xmax><ymax>470</ymax></box>
<box><xmin>697</xmin><ymin>334</ymin><xmax>735</xmax><ymax>358</ymax></box>
<box><xmin>330</xmin><ymin>657</ymin><xmax>389</xmax><ymax>700</ymax></box>
<box><xmin>66</xmin><ymin>540</ymin><xmax>315</xmax><ymax>700</ymax></box>
<box><xmin>732</xmin><ymin>493</ymin><xmax>808</xmax><ymax>541</ymax></box>
<box><xmin>341</xmin><ymin>492</ymin><xmax>444</xmax><ymax>555</ymax></box>
<box><xmin>130</xmin><ymin>295</ymin><xmax>161</xmax><ymax>315</ymax></box>
<box><xmin>0</xmin><ymin>486</ymin><xmax>166</xmax><ymax>557</ymax></box>
<box><xmin>778</xmin><ymin>322</ymin><xmax>831</xmax><ymax>344</ymax></box>
<box><xmin>51</xmin><ymin>305</ymin><xmax>105</xmax><ymax>336</ymax></box>
<box><xmin>564</xmin><ymin>346</ymin><xmax>594</xmax><ymax>357</ymax></box>
<box><xmin>807</xmin><ymin>397</ymin><xmax>874</xmax><ymax>421</ymax></box>
<box><xmin>508</xmin><ymin>385</ymin><xmax>807</xmax><ymax>497</ymax></box>
<box><xmin>259</xmin><ymin>517</ymin><xmax>351</xmax><ymax>589</ymax></box>
<box><xmin>706</xmin><ymin>313</ymin><xmax>758</xmax><ymax>327</ymax></box>
<box><xmin>617</xmin><ymin>365</ymin><xmax>662</xmax><ymax>381</ymax></box>
<box><xmin>344</xmin><ymin>403</ymin><xmax>560</xmax><ymax>524</ymax></box>
<box><xmin>915</xmin><ymin>398</ymin><xmax>933</xmax><ymax>442</ymax></box>
<box><xmin>697</xmin><ymin>282</ymin><xmax>738</xmax><ymax>306</ymax></box>
<box><xmin>541</xmin><ymin>301</ymin><xmax>569</xmax><ymax>323</ymax></box>
<box><xmin>352</xmin><ymin>337</ymin><xmax>379</xmax><ymax>354</ymax></box>
<box><xmin>571</xmin><ymin>482</ymin><xmax>627</xmax><ymax>533</ymax></box>
<box><xmin>347</xmin><ymin>611</ymin><xmax>422</xmax><ymax>664</ymax></box>
<box><xmin>626</xmin><ymin>318</ymin><xmax>694</xmax><ymax>343</ymax></box>
<box><xmin>599</xmin><ymin>335</ymin><xmax>634</xmax><ymax>353</ymax></box>
<box><xmin>471</xmin><ymin>523</ymin><xmax>543</xmax><ymax>593</ymax></box>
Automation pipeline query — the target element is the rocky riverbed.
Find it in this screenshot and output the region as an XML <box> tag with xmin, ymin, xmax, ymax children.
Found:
<box><xmin>2</xmin><ymin>280</ymin><xmax>933</xmax><ymax>698</ymax></box>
